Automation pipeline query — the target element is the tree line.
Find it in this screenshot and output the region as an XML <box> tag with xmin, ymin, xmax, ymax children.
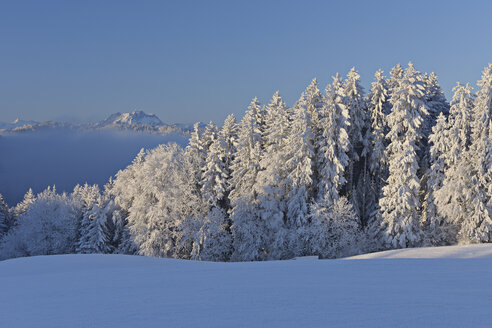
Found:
<box><xmin>1</xmin><ymin>62</ymin><xmax>491</xmax><ymax>261</ymax></box>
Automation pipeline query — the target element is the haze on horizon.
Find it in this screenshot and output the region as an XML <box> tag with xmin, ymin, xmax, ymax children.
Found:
<box><xmin>1</xmin><ymin>0</ymin><xmax>491</xmax><ymax>124</ymax></box>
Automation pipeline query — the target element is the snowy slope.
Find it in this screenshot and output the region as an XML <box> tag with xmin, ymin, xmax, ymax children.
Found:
<box><xmin>346</xmin><ymin>243</ymin><xmax>492</xmax><ymax>259</ymax></box>
<box><xmin>2</xmin><ymin>245</ymin><xmax>492</xmax><ymax>328</ymax></box>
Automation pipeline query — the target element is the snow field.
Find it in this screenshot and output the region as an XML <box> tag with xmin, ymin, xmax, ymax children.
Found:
<box><xmin>2</xmin><ymin>244</ymin><xmax>492</xmax><ymax>328</ymax></box>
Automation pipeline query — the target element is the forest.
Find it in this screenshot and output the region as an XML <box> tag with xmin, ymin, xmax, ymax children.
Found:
<box><xmin>1</xmin><ymin>62</ymin><xmax>491</xmax><ymax>261</ymax></box>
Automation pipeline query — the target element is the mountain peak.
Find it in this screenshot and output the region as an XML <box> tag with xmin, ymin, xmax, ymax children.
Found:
<box><xmin>99</xmin><ymin>110</ymin><xmax>164</xmax><ymax>127</ymax></box>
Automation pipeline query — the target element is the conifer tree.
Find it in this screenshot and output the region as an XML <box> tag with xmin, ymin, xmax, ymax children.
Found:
<box><xmin>379</xmin><ymin>63</ymin><xmax>428</xmax><ymax>248</ymax></box>
<box><xmin>423</xmin><ymin>72</ymin><xmax>450</xmax><ymax>129</ymax></box>
<box><xmin>201</xmin><ymin>116</ymin><xmax>237</xmax><ymax>210</ymax></box>
<box><xmin>388</xmin><ymin>64</ymin><xmax>404</xmax><ymax>94</ymax></box>
<box><xmin>446</xmin><ymin>83</ymin><xmax>475</xmax><ymax>167</ymax></box>
<box><xmin>256</xmin><ymin>91</ymin><xmax>290</xmax><ymax>259</ymax></box>
<box><xmin>455</xmin><ymin>64</ymin><xmax>492</xmax><ymax>243</ymax></box>
<box><xmin>315</xmin><ymin>77</ymin><xmax>350</xmax><ymax>206</ymax></box>
<box><xmin>195</xmin><ymin>115</ymin><xmax>238</xmax><ymax>261</ymax></box>
<box><xmin>229</xmin><ymin>98</ymin><xmax>266</xmax><ymax>261</ymax></box>
<box><xmin>0</xmin><ymin>187</ymin><xmax>79</xmax><ymax>260</ymax></box>
<box><xmin>302</xmin><ymin>78</ymin><xmax>324</xmax><ymax>140</ymax></box>
<box><xmin>363</xmin><ymin>71</ymin><xmax>391</xmax><ymax>240</ymax></box>
<box><xmin>191</xmin><ymin>206</ymin><xmax>232</xmax><ymax>261</ymax></box>
<box><xmin>422</xmin><ymin>113</ymin><xmax>449</xmax><ymax>245</ymax></box>
<box><xmin>283</xmin><ymin>93</ymin><xmax>316</xmax><ymax>256</ymax></box>
<box><xmin>0</xmin><ymin>194</ymin><xmax>9</xmax><ymax>237</ymax></box>
<box><xmin>343</xmin><ymin>67</ymin><xmax>371</xmax><ymax>224</ymax></box>
<box><xmin>285</xmin><ymin>94</ymin><xmax>315</xmax><ymax>229</ymax></box>
<box><xmin>13</xmin><ymin>188</ymin><xmax>35</xmax><ymax>219</ymax></box>
<box><xmin>74</xmin><ymin>184</ymin><xmax>102</xmax><ymax>253</ymax></box>
<box><xmin>187</xmin><ymin>122</ymin><xmax>204</xmax><ymax>189</ymax></box>
<box><xmin>434</xmin><ymin>83</ymin><xmax>475</xmax><ymax>244</ymax></box>
<box><xmin>367</xmin><ymin>70</ymin><xmax>390</xmax><ymax>197</ymax></box>
<box><xmin>75</xmin><ymin>184</ymin><xmax>113</xmax><ymax>254</ymax></box>
<box><xmin>294</xmin><ymin>79</ymin><xmax>324</xmax><ymax>196</ymax></box>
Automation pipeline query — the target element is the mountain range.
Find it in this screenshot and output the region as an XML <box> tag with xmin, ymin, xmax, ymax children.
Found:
<box><xmin>0</xmin><ymin>111</ymin><xmax>201</xmax><ymax>135</ymax></box>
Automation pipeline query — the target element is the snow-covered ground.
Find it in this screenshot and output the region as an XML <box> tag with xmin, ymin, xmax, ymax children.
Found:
<box><xmin>346</xmin><ymin>243</ymin><xmax>492</xmax><ymax>259</ymax></box>
<box><xmin>2</xmin><ymin>245</ymin><xmax>492</xmax><ymax>327</ymax></box>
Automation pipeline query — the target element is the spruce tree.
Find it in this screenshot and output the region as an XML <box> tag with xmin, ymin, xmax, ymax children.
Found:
<box><xmin>388</xmin><ymin>63</ymin><xmax>404</xmax><ymax>94</ymax></box>
<box><xmin>229</xmin><ymin>98</ymin><xmax>266</xmax><ymax>261</ymax></box>
<box><xmin>379</xmin><ymin>63</ymin><xmax>428</xmax><ymax>248</ymax></box>
<box><xmin>315</xmin><ymin>77</ymin><xmax>350</xmax><ymax>206</ymax></box>
<box><xmin>457</xmin><ymin>64</ymin><xmax>492</xmax><ymax>243</ymax></box>
<box><xmin>422</xmin><ymin>113</ymin><xmax>449</xmax><ymax>245</ymax></box>
<box><xmin>344</xmin><ymin>67</ymin><xmax>371</xmax><ymax>224</ymax></box>
<box><xmin>283</xmin><ymin>93</ymin><xmax>316</xmax><ymax>257</ymax></box>
<box><xmin>256</xmin><ymin>91</ymin><xmax>290</xmax><ymax>259</ymax></box>
<box><xmin>367</xmin><ymin>70</ymin><xmax>390</xmax><ymax>199</ymax></box>
<box><xmin>364</xmin><ymin>70</ymin><xmax>390</xmax><ymax>242</ymax></box>
<box><xmin>0</xmin><ymin>194</ymin><xmax>9</xmax><ymax>237</ymax></box>
<box><xmin>434</xmin><ymin>83</ymin><xmax>475</xmax><ymax>244</ymax></box>
<box><xmin>13</xmin><ymin>188</ymin><xmax>35</xmax><ymax>219</ymax></box>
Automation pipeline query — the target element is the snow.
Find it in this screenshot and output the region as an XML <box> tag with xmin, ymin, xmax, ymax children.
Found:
<box><xmin>347</xmin><ymin>243</ymin><xmax>492</xmax><ymax>259</ymax></box>
<box><xmin>2</xmin><ymin>244</ymin><xmax>492</xmax><ymax>327</ymax></box>
<box><xmin>0</xmin><ymin>118</ymin><xmax>39</xmax><ymax>130</ymax></box>
<box><xmin>104</xmin><ymin>110</ymin><xmax>164</xmax><ymax>127</ymax></box>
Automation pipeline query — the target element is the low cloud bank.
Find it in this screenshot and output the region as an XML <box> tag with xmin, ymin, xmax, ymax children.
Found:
<box><xmin>0</xmin><ymin>130</ymin><xmax>188</xmax><ymax>205</ymax></box>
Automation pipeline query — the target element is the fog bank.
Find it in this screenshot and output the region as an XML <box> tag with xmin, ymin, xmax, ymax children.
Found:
<box><xmin>0</xmin><ymin>131</ymin><xmax>188</xmax><ymax>206</ymax></box>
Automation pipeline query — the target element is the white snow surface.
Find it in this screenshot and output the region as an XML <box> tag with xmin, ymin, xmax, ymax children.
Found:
<box><xmin>2</xmin><ymin>244</ymin><xmax>492</xmax><ymax>327</ymax></box>
<box><xmin>346</xmin><ymin>243</ymin><xmax>492</xmax><ymax>259</ymax></box>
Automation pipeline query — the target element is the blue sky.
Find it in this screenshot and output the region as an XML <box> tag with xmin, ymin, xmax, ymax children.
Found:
<box><xmin>0</xmin><ymin>0</ymin><xmax>490</xmax><ymax>124</ymax></box>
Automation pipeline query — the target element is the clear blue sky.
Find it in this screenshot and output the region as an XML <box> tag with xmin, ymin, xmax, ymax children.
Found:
<box><xmin>0</xmin><ymin>0</ymin><xmax>490</xmax><ymax>124</ymax></box>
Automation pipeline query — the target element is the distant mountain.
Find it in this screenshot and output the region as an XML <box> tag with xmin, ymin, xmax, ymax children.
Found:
<box><xmin>0</xmin><ymin>111</ymin><xmax>201</xmax><ymax>136</ymax></box>
<box><xmin>0</xmin><ymin>118</ymin><xmax>39</xmax><ymax>130</ymax></box>
<box><xmin>95</xmin><ymin>110</ymin><xmax>164</xmax><ymax>128</ymax></box>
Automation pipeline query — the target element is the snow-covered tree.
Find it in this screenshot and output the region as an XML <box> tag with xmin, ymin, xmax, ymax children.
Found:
<box><xmin>434</xmin><ymin>83</ymin><xmax>475</xmax><ymax>244</ymax></box>
<box><xmin>422</xmin><ymin>113</ymin><xmax>449</xmax><ymax>245</ymax></box>
<box><xmin>0</xmin><ymin>194</ymin><xmax>9</xmax><ymax>238</ymax></box>
<box><xmin>343</xmin><ymin>67</ymin><xmax>371</xmax><ymax>224</ymax></box>
<box><xmin>363</xmin><ymin>71</ymin><xmax>391</xmax><ymax>245</ymax></box>
<box><xmin>423</xmin><ymin>72</ymin><xmax>450</xmax><ymax>132</ymax></box>
<box><xmin>315</xmin><ymin>77</ymin><xmax>350</xmax><ymax>206</ymax></box>
<box><xmin>75</xmin><ymin>184</ymin><xmax>113</xmax><ymax>254</ymax></box>
<box><xmin>108</xmin><ymin>151</ymin><xmax>146</xmax><ymax>255</ymax></box>
<box><xmin>454</xmin><ymin>64</ymin><xmax>492</xmax><ymax>243</ymax></box>
<box><xmin>187</xmin><ymin>122</ymin><xmax>205</xmax><ymax>189</ymax></box>
<box><xmin>0</xmin><ymin>187</ymin><xmax>79</xmax><ymax>260</ymax></box>
<box><xmin>73</xmin><ymin>183</ymin><xmax>101</xmax><ymax>253</ymax></box>
<box><xmin>308</xmin><ymin>197</ymin><xmax>360</xmax><ymax>258</ymax></box>
<box><xmin>201</xmin><ymin>116</ymin><xmax>237</xmax><ymax>209</ymax></box>
<box><xmin>367</xmin><ymin>70</ymin><xmax>390</xmax><ymax>197</ymax></box>
<box><xmin>195</xmin><ymin>115</ymin><xmax>238</xmax><ymax>261</ymax></box>
<box><xmin>300</xmin><ymin>78</ymin><xmax>324</xmax><ymax>137</ymax></box>
<box><xmin>255</xmin><ymin>91</ymin><xmax>291</xmax><ymax>259</ymax></box>
<box><xmin>444</xmin><ymin>83</ymin><xmax>474</xmax><ymax>167</ymax></box>
<box><xmin>77</xmin><ymin>203</ymin><xmax>113</xmax><ymax>254</ymax></box>
<box><xmin>13</xmin><ymin>188</ymin><xmax>35</xmax><ymax>219</ymax></box>
<box><xmin>110</xmin><ymin>143</ymin><xmax>203</xmax><ymax>258</ymax></box>
<box><xmin>388</xmin><ymin>63</ymin><xmax>404</xmax><ymax>94</ymax></box>
<box><xmin>343</xmin><ymin>67</ymin><xmax>368</xmax><ymax>189</ymax></box>
<box><xmin>229</xmin><ymin>98</ymin><xmax>266</xmax><ymax>261</ymax></box>
<box><xmin>186</xmin><ymin>121</ymin><xmax>218</xmax><ymax>193</ymax></box>
<box><xmin>280</xmin><ymin>93</ymin><xmax>317</xmax><ymax>257</ymax></box>
<box><xmin>191</xmin><ymin>206</ymin><xmax>232</xmax><ymax>261</ymax></box>
<box><xmin>379</xmin><ymin>63</ymin><xmax>428</xmax><ymax>248</ymax></box>
<box><xmin>285</xmin><ymin>95</ymin><xmax>316</xmax><ymax>228</ymax></box>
